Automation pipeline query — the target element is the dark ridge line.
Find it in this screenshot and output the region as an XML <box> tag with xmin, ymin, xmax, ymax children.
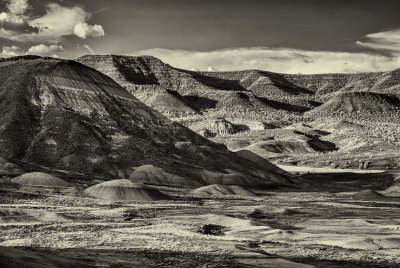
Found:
<box><xmin>0</xmin><ymin>55</ymin><xmax>57</xmax><ymax>62</ymax></box>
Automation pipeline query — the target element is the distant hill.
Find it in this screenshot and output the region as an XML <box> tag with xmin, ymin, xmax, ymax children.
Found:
<box><xmin>0</xmin><ymin>56</ymin><xmax>293</xmax><ymax>186</ymax></box>
<box><xmin>77</xmin><ymin>55</ymin><xmax>400</xmax><ymax>125</ymax></box>
<box><xmin>77</xmin><ymin>55</ymin><xmax>304</xmax><ymax>118</ymax></box>
<box><xmin>306</xmin><ymin>92</ymin><xmax>400</xmax><ymax>122</ymax></box>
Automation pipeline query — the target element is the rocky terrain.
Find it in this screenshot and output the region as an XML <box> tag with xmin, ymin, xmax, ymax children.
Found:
<box><xmin>78</xmin><ymin>55</ymin><xmax>400</xmax><ymax>170</ymax></box>
<box><xmin>0</xmin><ymin>56</ymin><xmax>293</xmax><ymax>187</ymax></box>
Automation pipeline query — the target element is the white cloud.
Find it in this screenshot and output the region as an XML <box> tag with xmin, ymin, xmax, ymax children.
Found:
<box><xmin>7</xmin><ymin>0</ymin><xmax>30</xmax><ymax>15</ymax></box>
<box><xmin>134</xmin><ymin>47</ymin><xmax>400</xmax><ymax>74</ymax></box>
<box><xmin>0</xmin><ymin>45</ymin><xmax>24</xmax><ymax>57</ymax></box>
<box><xmin>28</xmin><ymin>3</ymin><xmax>87</xmax><ymax>42</ymax></box>
<box><xmin>0</xmin><ymin>2</ymin><xmax>105</xmax><ymax>42</ymax></box>
<box><xmin>0</xmin><ymin>0</ymin><xmax>38</xmax><ymax>36</ymax></box>
<box><xmin>27</xmin><ymin>44</ymin><xmax>63</xmax><ymax>56</ymax></box>
<box><xmin>0</xmin><ymin>12</ymin><xmax>24</xmax><ymax>24</ymax></box>
<box><xmin>0</xmin><ymin>44</ymin><xmax>64</xmax><ymax>57</ymax></box>
<box><xmin>73</xmin><ymin>22</ymin><xmax>104</xmax><ymax>39</ymax></box>
<box><xmin>356</xmin><ymin>29</ymin><xmax>400</xmax><ymax>53</ymax></box>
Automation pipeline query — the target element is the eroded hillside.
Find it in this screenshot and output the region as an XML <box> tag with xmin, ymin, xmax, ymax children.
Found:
<box><xmin>0</xmin><ymin>56</ymin><xmax>293</xmax><ymax>186</ymax></box>
<box><xmin>77</xmin><ymin>55</ymin><xmax>400</xmax><ymax>170</ymax></box>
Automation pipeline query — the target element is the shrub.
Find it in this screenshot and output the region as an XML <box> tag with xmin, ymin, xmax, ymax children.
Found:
<box><xmin>197</xmin><ymin>224</ymin><xmax>226</xmax><ymax>236</ymax></box>
<box><xmin>248</xmin><ymin>240</ymin><xmax>261</xmax><ymax>248</ymax></box>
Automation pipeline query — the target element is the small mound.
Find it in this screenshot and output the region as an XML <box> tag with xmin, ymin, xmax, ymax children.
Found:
<box><xmin>191</xmin><ymin>184</ymin><xmax>258</xmax><ymax>196</ymax></box>
<box><xmin>129</xmin><ymin>165</ymin><xmax>201</xmax><ymax>187</ymax></box>
<box><xmin>352</xmin><ymin>190</ymin><xmax>390</xmax><ymax>201</ymax></box>
<box><xmin>84</xmin><ymin>179</ymin><xmax>168</xmax><ymax>201</ymax></box>
<box><xmin>11</xmin><ymin>172</ymin><xmax>71</xmax><ymax>187</ymax></box>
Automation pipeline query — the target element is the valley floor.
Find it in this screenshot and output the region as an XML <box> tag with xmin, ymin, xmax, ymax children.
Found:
<box><xmin>1</xmin><ymin>172</ymin><xmax>400</xmax><ymax>268</ymax></box>
<box><xmin>277</xmin><ymin>165</ymin><xmax>386</xmax><ymax>174</ymax></box>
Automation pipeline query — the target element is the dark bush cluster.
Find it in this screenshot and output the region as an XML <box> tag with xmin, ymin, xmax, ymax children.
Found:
<box><xmin>197</xmin><ymin>224</ymin><xmax>226</xmax><ymax>236</ymax></box>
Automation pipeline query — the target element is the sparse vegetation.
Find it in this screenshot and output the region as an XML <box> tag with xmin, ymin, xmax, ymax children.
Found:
<box><xmin>197</xmin><ymin>224</ymin><xmax>227</xmax><ymax>236</ymax></box>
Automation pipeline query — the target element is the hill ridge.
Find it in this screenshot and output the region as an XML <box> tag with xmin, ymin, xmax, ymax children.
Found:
<box><xmin>77</xmin><ymin>54</ymin><xmax>400</xmax><ymax>124</ymax></box>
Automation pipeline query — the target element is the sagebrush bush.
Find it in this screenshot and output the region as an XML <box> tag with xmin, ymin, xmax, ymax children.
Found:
<box><xmin>197</xmin><ymin>224</ymin><xmax>226</xmax><ymax>236</ymax></box>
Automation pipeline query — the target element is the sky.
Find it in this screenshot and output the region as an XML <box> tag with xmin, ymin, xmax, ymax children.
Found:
<box><xmin>0</xmin><ymin>0</ymin><xmax>400</xmax><ymax>73</ymax></box>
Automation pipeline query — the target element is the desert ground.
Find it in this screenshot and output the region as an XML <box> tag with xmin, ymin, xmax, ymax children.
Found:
<box><xmin>1</xmin><ymin>54</ymin><xmax>400</xmax><ymax>268</ymax></box>
<box><xmin>1</xmin><ymin>168</ymin><xmax>400</xmax><ymax>268</ymax></box>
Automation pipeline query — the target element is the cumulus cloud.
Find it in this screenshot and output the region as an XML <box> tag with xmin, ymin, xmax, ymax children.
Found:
<box><xmin>356</xmin><ymin>29</ymin><xmax>400</xmax><ymax>53</ymax></box>
<box><xmin>134</xmin><ymin>47</ymin><xmax>400</xmax><ymax>74</ymax></box>
<box><xmin>0</xmin><ymin>45</ymin><xmax>24</xmax><ymax>57</ymax></box>
<box><xmin>27</xmin><ymin>44</ymin><xmax>63</xmax><ymax>56</ymax></box>
<box><xmin>0</xmin><ymin>13</ymin><xmax>38</xmax><ymax>35</ymax></box>
<box><xmin>73</xmin><ymin>23</ymin><xmax>104</xmax><ymax>39</ymax></box>
<box><xmin>7</xmin><ymin>0</ymin><xmax>30</xmax><ymax>15</ymax></box>
<box><xmin>0</xmin><ymin>44</ymin><xmax>63</xmax><ymax>57</ymax></box>
<box><xmin>0</xmin><ymin>0</ymin><xmax>38</xmax><ymax>36</ymax></box>
<box><xmin>0</xmin><ymin>1</ymin><xmax>105</xmax><ymax>42</ymax></box>
<box><xmin>29</xmin><ymin>3</ymin><xmax>87</xmax><ymax>41</ymax></box>
<box><xmin>0</xmin><ymin>12</ymin><xmax>24</xmax><ymax>24</ymax></box>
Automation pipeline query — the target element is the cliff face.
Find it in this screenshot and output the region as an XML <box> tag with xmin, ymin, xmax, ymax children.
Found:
<box><xmin>0</xmin><ymin>56</ymin><xmax>292</xmax><ymax>185</ymax></box>
<box><xmin>77</xmin><ymin>55</ymin><xmax>400</xmax><ymax>124</ymax></box>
